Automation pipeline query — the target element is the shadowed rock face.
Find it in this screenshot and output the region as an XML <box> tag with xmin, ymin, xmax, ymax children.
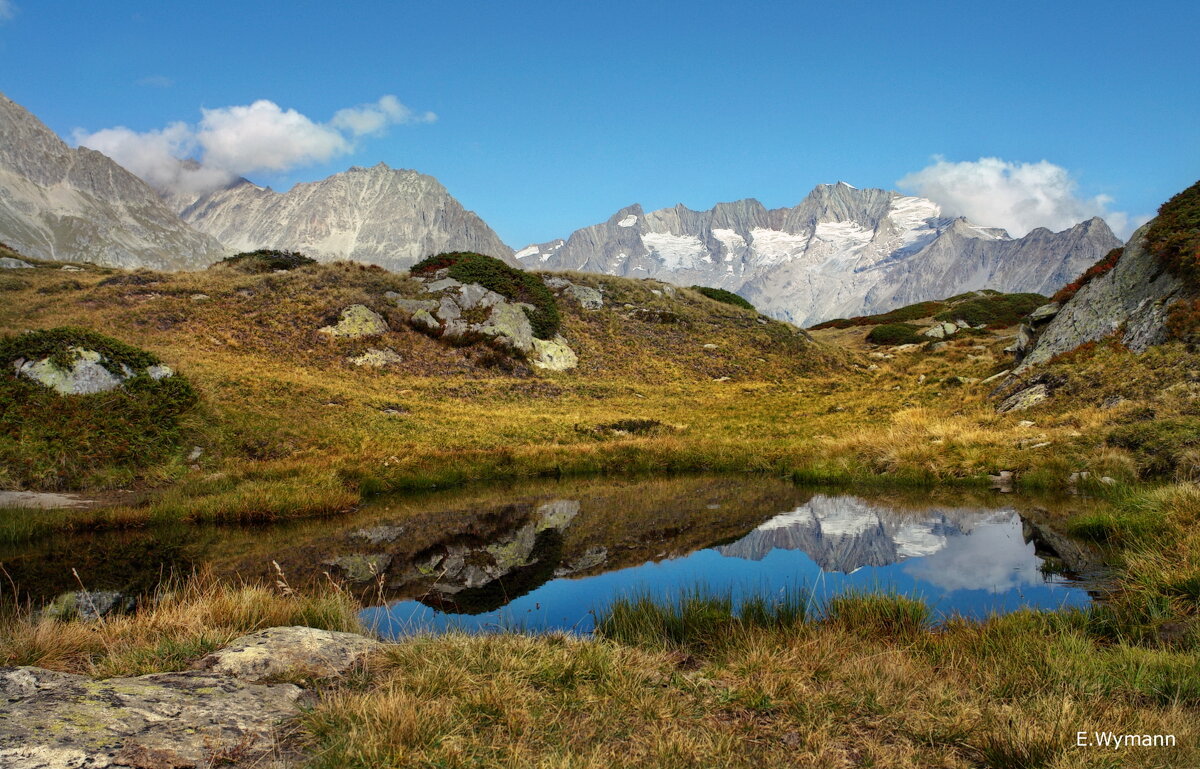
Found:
<box><xmin>181</xmin><ymin>163</ymin><xmax>516</xmax><ymax>271</ymax></box>
<box><xmin>517</xmin><ymin>184</ymin><xmax>1120</xmax><ymax>326</ymax></box>
<box><xmin>1019</xmin><ymin>222</ymin><xmax>1188</xmax><ymax>369</ymax></box>
<box><xmin>0</xmin><ymin>92</ymin><xmax>227</xmax><ymax>270</ymax></box>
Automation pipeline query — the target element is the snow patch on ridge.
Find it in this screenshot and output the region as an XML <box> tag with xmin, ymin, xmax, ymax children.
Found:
<box><xmin>617</xmin><ymin>215</ymin><xmax>638</xmax><ymax>227</ymax></box>
<box><xmin>515</xmin><ymin>245</ymin><xmax>540</xmax><ymax>260</ymax></box>
<box><xmin>641</xmin><ymin>232</ymin><xmax>710</xmax><ymax>270</ymax></box>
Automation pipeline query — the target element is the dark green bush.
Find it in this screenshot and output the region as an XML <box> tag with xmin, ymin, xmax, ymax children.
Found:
<box><xmin>212</xmin><ymin>249</ymin><xmax>317</xmax><ymax>273</ymax></box>
<box><xmin>812</xmin><ymin>301</ymin><xmax>946</xmax><ymax>330</ymax></box>
<box><xmin>933</xmin><ymin>292</ymin><xmax>1047</xmax><ymax>328</ymax></box>
<box><xmin>690</xmin><ymin>286</ymin><xmax>755</xmax><ymax>311</ymax></box>
<box><xmin>0</xmin><ymin>328</ymin><xmax>198</xmax><ymax>489</ymax></box>
<box><xmin>411</xmin><ymin>252</ymin><xmax>560</xmax><ymax>339</ymax></box>
<box><xmin>866</xmin><ymin>323</ymin><xmax>924</xmax><ymax>346</ymax></box>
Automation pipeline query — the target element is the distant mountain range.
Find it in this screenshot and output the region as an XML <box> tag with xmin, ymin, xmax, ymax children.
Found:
<box><xmin>0</xmin><ymin>92</ymin><xmax>1121</xmax><ymax>324</ymax></box>
<box><xmin>517</xmin><ymin>185</ymin><xmax>1122</xmax><ymax>325</ymax></box>
<box><xmin>179</xmin><ymin>164</ymin><xmax>517</xmax><ymax>271</ymax></box>
<box><xmin>0</xmin><ymin>93</ymin><xmax>225</xmax><ymax>270</ymax></box>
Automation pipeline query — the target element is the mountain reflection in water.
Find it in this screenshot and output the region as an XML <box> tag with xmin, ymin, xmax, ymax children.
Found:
<box><xmin>363</xmin><ymin>488</ymin><xmax>1100</xmax><ymax>637</ymax></box>
<box><xmin>0</xmin><ymin>476</ymin><xmax>1104</xmax><ymax>634</ymax></box>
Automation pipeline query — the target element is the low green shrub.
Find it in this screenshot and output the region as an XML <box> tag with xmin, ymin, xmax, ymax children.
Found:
<box><xmin>934</xmin><ymin>292</ymin><xmax>1047</xmax><ymax>328</ymax></box>
<box><xmin>411</xmin><ymin>252</ymin><xmax>560</xmax><ymax>339</ymax></box>
<box><xmin>690</xmin><ymin>286</ymin><xmax>755</xmax><ymax>311</ymax></box>
<box><xmin>1146</xmin><ymin>179</ymin><xmax>1200</xmax><ymax>286</ymax></box>
<box><xmin>0</xmin><ymin>327</ymin><xmax>198</xmax><ymax>489</ymax></box>
<box><xmin>866</xmin><ymin>323</ymin><xmax>924</xmax><ymax>346</ymax></box>
<box><xmin>212</xmin><ymin>249</ymin><xmax>317</xmax><ymax>273</ymax></box>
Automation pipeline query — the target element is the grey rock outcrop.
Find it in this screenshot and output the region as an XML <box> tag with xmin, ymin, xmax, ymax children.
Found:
<box><xmin>532</xmin><ymin>335</ymin><xmax>579</xmax><ymax>371</ymax></box>
<box><xmin>318</xmin><ymin>304</ymin><xmax>389</xmax><ymax>338</ymax></box>
<box><xmin>182</xmin><ymin>163</ymin><xmax>516</xmax><ymax>271</ymax></box>
<box><xmin>192</xmin><ymin>626</ymin><xmax>381</xmax><ymax>683</ymax></box>
<box><xmin>14</xmin><ymin>347</ymin><xmax>175</xmax><ymax>395</ymax></box>
<box><xmin>0</xmin><ymin>256</ymin><xmax>31</xmax><ymax>268</ymax></box>
<box><xmin>517</xmin><ymin>183</ymin><xmax>1120</xmax><ymax>326</ymax></box>
<box><xmin>1018</xmin><ymin>223</ymin><xmax>1187</xmax><ymax>369</ymax></box>
<box><xmin>0</xmin><ymin>666</ymin><xmax>305</xmax><ymax>768</ymax></box>
<box><xmin>0</xmin><ymin>93</ymin><xmax>228</xmax><ymax>270</ymax></box>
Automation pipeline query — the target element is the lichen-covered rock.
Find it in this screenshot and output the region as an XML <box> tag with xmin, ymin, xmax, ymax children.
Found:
<box><xmin>15</xmin><ymin>348</ymin><xmax>127</xmax><ymax>394</ymax></box>
<box><xmin>566</xmin><ymin>284</ymin><xmax>603</xmax><ymax>310</ymax></box>
<box><xmin>384</xmin><ymin>292</ymin><xmax>439</xmax><ymax>314</ymax></box>
<box><xmin>532</xmin><ymin>335</ymin><xmax>578</xmax><ymax>371</ymax></box>
<box><xmin>478</xmin><ymin>302</ymin><xmax>534</xmax><ymax>353</ymax></box>
<box><xmin>192</xmin><ymin>626</ymin><xmax>381</xmax><ymax>684</ymax></box>
<box><xmin>410</xmin><ymin>308</ymin><xmax>440</xmax><ymax>332</ymax></box>
<box><xmin>997</xmin><ymin>383</ymin><xmax>1049</xmax><ymax>413</ymax></box>
<box><xmin>1027</xmin><ymin>302</ymin><xmax>1061</xmax><ymax>324</ymax></box>
<box><xmin>0</xmin><ymin>256</ymin><xmax>32</xmax><ymax>268</ymax></box>
<box><xmin>923</xmin><ymin>321</ymin><xmax>958</xmax><ymax>339</ymax></box>
<box><xmin>318</xmin><ymin>304</ymin><xmax>388</xmax><ymax>338</ymax></box>
<box><xmin>0</xmin><ymin>666</ymin><xmax>304</xmax><ymax>768</ymax></box>
<box><xmin>348</xmin><ymin>347</ymin><xmax>403</xmax><ymax>367</ymax></box>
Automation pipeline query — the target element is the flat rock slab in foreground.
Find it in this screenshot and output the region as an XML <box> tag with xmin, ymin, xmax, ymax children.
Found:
<box><xmin>0</xmin><ymin>666</ymin><xmax>305</xmax><ymax>768</ymax></box>
<box><xmin>192</xmin><ymin>626</ymin><xmax>382</xmax><ymax>683</ymax></box>
<box><xmin>0</xmin><ymin>490</ymin><xmax>97</xmax><ymax>509</ymax></box>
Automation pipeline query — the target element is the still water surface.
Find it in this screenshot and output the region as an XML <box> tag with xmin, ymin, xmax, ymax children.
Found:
<box><xmin>1</xmin><ymin>476</ymin><xmax>1106</xmax><ymax>635</ymax></box>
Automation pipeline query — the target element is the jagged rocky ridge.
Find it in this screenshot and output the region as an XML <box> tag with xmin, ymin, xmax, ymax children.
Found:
<box><xmin>518</xmin><ymin>183</ymin><xmax>1122</xmax><ymax>326</ymax></box>
<box><xmin>180</xmin><ymin>163</ymin><xmax>517</xmax><ymax>271</ymax></box>
<box><xmin>0</xmin><ymin>93</ymin><xmax>226</xmax><ymax>270</ymax></box>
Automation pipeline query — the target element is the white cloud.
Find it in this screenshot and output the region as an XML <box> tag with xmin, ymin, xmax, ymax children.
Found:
<box><xmin>136</xmin><ymin>75</ymin><xmax>174</xmax><ymax>88</ymax></box>
<box><xmin>0</xmin><ymin>0</ymin><xmax>16</xmax><ymax>22</ymax></box>
<box><xmin>194</xmin><ymin>100</ymin><xmax>350</xmax><ymax>174</ymax></box>
<box><xmin>332</xmin><ymin>94</ymin><xmax>436</xmax><ymax>137</ymax></box>
<box><xmin>898</xmin><ymin>156</ymin><xmax>1144</xmax><ymax>238</ymax></box>
<box><xmin>73</xmin><ymin>95</ymin><xmax>432</xmax><ymax>206</ymax></box>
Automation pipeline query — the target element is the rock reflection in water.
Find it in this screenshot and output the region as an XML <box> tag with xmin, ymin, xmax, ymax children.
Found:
<box><xmin>0</xmin><ymin>477</ymin><xmax>1104</xmax><ymax>632</ymax></box>
<box><xmin>364</xmin><ymin>489</ymin><xmax>1101</xmax><ymax>636</ymax></box>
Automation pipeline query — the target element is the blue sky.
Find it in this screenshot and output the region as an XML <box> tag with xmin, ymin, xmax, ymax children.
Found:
<box><xmin>1</xmin><ymin>0</ymin><xmax>1197</xmax><ymax>246</ymax></box>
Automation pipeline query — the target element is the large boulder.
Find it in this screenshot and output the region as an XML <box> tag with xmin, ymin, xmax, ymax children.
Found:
<box><xmin>318</xmin><ymin>305</ymin><xmax>389</xmax><ymax>338</ymax></box>
<box><xmin>1018</xmin><ymin>222</ymin><xmax>1187</xmax><ymax>369</ymax></box>
<box><xmin>191</xmin><ymin>626</ymin><xmax>381</xmax><ymax>684</ymax></box>
<box><xmin>532</xmin><ymin>335</ymin><xmax>579</xmax><ymax>371</ymax></box>
<box><xmin>0</xmin><ymin>666</ymin><xmax>304</xmax><ymax>768</ymax></box>
<box><xmin>0</xmin><ymin>256</ymin><xmax>32</xmax><ymax>269</ymax></box>
<box><xmin>477</xmin><ymin>302</ymin><xmax>535</xmax><ymax>353</ymax></box>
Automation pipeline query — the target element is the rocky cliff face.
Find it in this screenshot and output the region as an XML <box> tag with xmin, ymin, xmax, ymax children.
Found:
<box><xmin>0</xmin><ymin>93</ymin><xmax>227</xmax><ymax>270</ymax></box>
<box><xmin>181</xmin><ymin>163</ymin><xmax>517</xmax><ymax>271</ymax></box>
<box><xmin>1019</xmin><ymin>222</ymin><xmax>1189</xmax><ymax>369</ymax></box>
<box><xmin>519</xmin><ymin>183</ymin><xmax>1121</xmax><ymax>326</ymax></box>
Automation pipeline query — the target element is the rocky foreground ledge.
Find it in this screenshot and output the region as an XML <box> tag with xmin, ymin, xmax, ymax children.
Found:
<box><xmin>0</xmin><ymin>626</ymin><xmax>381</xmax><ymax>769</ymax></box>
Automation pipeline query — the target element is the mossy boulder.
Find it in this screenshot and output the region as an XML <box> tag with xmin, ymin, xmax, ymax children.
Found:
<box><xmin>0</xmin><ymin>327</ymin><xmax>197</xmax><ymax>489</ymax></box>
<box><xmin>319</xmin><ymin>305</ymin><xmax>389</xmax><ymax>338</ymax></box>
<box><xmin>412</xmin><ymin>252</ymin><xmax>560</xmax><ymax>339</ymax></box>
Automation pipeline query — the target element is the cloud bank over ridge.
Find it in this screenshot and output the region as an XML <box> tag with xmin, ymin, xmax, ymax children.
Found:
<box><xmin>74</xmin><ymin>95</ymin><xmax>435</xmax><ymax>205</ymax></box>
